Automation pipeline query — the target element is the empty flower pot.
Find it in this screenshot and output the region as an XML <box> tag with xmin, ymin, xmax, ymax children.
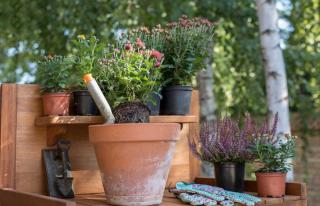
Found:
<box><xmin>72</xmin><ymin>90</ymin><xmax>99</xmax><ymax>116</ymax></box>
<box><xmin>255</xmin><ymin>172</ymin><xmax>286</xmax><ymax>197</ymax></box>
<box><xmin>42</xmin><ymin>93</ymin><xmax>71</xmax><ymax>116</ymax></box>
<box><xmin>89</xmin><ymin>123</ymin><xmax>180</xmax><ymax>205</ymax></box>
<box><xmin>160</xmin><ymin>86</ymin><xmax>192</xmax><ymax>115</ymax></box>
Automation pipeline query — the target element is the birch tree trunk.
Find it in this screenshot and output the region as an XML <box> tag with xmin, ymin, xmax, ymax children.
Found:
<box><xmin>197</xmin><ymin>47</ymin><xmax>216</xmax><ymax>177</ymax></box>
<box><xmin>255</xmin><ymin>0</ymin><xmax>293</xmax><ymax>180</ymax></box>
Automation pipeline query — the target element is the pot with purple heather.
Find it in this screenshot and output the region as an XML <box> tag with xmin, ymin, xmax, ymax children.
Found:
<box><xmin>189</xmin><ymin>116</ymin><xmax>255</xmax><ymax>192</ymax></box>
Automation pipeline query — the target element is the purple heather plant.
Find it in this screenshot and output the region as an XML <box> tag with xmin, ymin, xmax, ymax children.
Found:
<box><xmin>189</xmin><ymin>115</ymin><xmax>256</xmax><ymax>163</ymax></box>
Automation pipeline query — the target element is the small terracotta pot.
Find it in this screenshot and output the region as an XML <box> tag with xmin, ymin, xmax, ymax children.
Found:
<box><xmin>42</xmin><ymin>93</ymin><xmax>71</xmax><ymax>116</ymax></box>
<box><xmin>256</xmin><ymin>172</ymin><xmax>287</xmax><ymax>197</ymax></box>
<box><xmin>89</xmin><ymin>123</ymin><xmax>180</xmax><ymax>206</ymax></box>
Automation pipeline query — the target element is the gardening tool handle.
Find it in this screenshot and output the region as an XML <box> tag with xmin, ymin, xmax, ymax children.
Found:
<box><xmin>83</xmin><ymin>74</ymin><xmax>115</xmax><ymax>123</ymax></box>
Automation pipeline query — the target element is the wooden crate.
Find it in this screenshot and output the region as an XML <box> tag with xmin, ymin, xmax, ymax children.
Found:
<box><xmin>0</xmin><ymin>84</ymin><xmax>200</xmax><ymax>194</ymax></box>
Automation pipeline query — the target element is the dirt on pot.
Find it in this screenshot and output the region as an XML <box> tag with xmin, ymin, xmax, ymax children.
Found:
<box><xmin>114</xmin><ymin>101</ymin><xmax>150</xmax><ymax>123</ymax></box>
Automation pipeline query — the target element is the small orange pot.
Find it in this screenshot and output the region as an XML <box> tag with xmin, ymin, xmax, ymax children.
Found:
<box><xmin>89</xmin><ymin>123</ymin><xmax>180</xmax><ymax>206</ymax></box>
<box><xmin>42</xmin><ymin>93</ymin><xmax>71</xmax><ymax>116</ymax></box>
<box><xmin>256</xmin><ymin>172</ymin><xmax>287</xmax><ymax>197</ymax></box>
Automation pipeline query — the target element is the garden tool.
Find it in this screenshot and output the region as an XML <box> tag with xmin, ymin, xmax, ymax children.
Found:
<box><xmin>42</xmin><ymin>139</ymin><xmax>74</xmax><ymax>198</ymax></box>
<box><xmin>83</xmin><ymin>73</ymin><xmax>115</xmax><ymax>123</ymax></box>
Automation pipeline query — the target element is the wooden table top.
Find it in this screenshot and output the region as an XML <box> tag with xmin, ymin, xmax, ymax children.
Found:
<box><xmin>74</xmin><ymin>192</ymin><xmax>303</xmax><ymax>206</ymax></box>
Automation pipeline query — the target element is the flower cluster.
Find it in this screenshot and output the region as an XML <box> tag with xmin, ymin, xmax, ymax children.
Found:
<box><xmin>126</xmin><ymin>15</ymin><xmax>215</xmax><ymax>86</ymax></box>
<box><xmin>189</xmin><ymin>116</ymin><xmax>255</xmax><ymax>163</ymax></box>
<box><xmin>94</xmin><ymin>39</ymin><xmax>163</xmax><ymax>108</ymax></box>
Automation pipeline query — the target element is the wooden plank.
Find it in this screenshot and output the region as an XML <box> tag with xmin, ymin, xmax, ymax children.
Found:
<box><xmin>150</xmin><ymin>115</ymin><xmax>198</xmax><ymax>123</ymax></box>
<box><xmin>35</xmin><ymin>116</ymin><xmax>105</xmax><ymax>126</ymax></box>
<box><xmin>35</xmin><ymin>115</ymin><xmax>198</xmax><ymax>126</ymax></box>
<box><xmin>0</xmin><ymin>84</ymin><xmax>17</xmax><ymax>188</ymax></box>
<box><xmin>188</xmin><ymin>91</ymin><xmax>201</xmax><ymax>180</ymax></box>
<box><xmin>15</xmin><ymin>85</ymin><xmax>47</xmax><ymax>194</ymax></box>
<box><xmin>0</xmin><ymin>188</ymin><xmax>75</xmax><ymax>206</ymax></box>
<box><xmin>72</xmin><ymin>170</ymin><xmax>104</xmax><ymax>195</ymax></box>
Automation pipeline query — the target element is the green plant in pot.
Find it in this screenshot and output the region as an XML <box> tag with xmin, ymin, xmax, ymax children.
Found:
<box><xmin>88</xmin><ymin>39</ymin><xmax>181</xmax><ymax>205</ymax></box>
<box><xmin>189</xmin><ymin>116</ymin><xmax>255</xmax><ymax>192</ymax></box>
<box><xmin>70</xmin><ymin>35</ymin><xmax>103</xmax><ymax>116</ymax></box>
<box><xmin>250</xmin><ymin>114</ymin><xmax>296</xmax><ymax>197</ymax></box>
<box><xmin>37</xmin><ymin>55</ymin><xmax>74</xmax><ymax>116</ymax></box>
<box><xmin>95</xmin><ymin>39</ymin><xmax>163</xmax><ymax>123</ymax></box>
<box><xmin>127</xmin><ymin>15</ymin><xmax>214</xmax><ymax>115</ymax></box>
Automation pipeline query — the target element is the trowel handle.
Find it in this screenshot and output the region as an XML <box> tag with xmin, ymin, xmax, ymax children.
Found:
<box><xmin>83</xmin><ymin>74</ymin><xmax>115</xmax><ymax>123</ymax></box>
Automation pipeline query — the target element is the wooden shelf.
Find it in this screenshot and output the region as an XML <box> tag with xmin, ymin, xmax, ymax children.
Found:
<box><xmin>35</xmin><ymin>116</ymin><xmax>105</xmax><ymax>126</ymax></box>
<box><xmin>35</xmin><ymin>115</ymin><xmax>198</xmax><ymax>126</ymax></box>
<box><xmin>35</xmin><ymin>115</ymin><xmax>198</xmax><ymax>146</ymax></box>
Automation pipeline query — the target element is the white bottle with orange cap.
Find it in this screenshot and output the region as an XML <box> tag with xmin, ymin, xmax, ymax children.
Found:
<box><xmin>83</xmin><ymin>74</ymin><xmax>115</xmax><ymax>123</ymax></box>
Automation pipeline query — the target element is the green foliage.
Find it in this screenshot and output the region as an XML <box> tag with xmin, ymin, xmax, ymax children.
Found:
<box><xmin>36</xmin><ymin>55</ymin><xmax>74</xmax><ymax>93</ymax></box>
<box><xmin>250</xmin><ymin>135</ymin><xmax>296</xmax><ymax>173</ymax></box>
<box><xmin>95</xmin><ymin>42</ymin><xmax>162</xmax><ymax>108</ymax></box>
<box><xmin>127</xmin><ymin>16</ymin><xmax>214</xmax><ymax>86</ymax></box>
<box><xmin>70</xmin><ymin>35</ymin><xmax>105</xmax><ymax>89</ymax></box>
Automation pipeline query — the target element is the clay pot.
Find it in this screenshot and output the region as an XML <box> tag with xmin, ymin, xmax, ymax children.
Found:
<box><xmin>256</xmin><ymin>172</ymin><xmax>287</xmax><ymax>197</ymax></box>
<box><xmin>89</xmin><ymin>123</ymin><xmax>180</xmax><ymax>206</ymax></box>
<box><xmin>42</xmin><ymin>93</ymin><xmax>71</xmax><ymax>116</ymax></box>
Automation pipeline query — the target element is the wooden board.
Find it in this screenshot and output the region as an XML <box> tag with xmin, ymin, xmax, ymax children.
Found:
<box><xmin>0</xmin><ymin>188</ymin><xmax>75</xmax><ymax>206</ymax></box>
<box><xmin>0</xmin><ymin>84</ymin><xmax>17</xmax><ymax>189</ymax></box>
<box><xmin>194</xmin><ymin>177</ymin><xmax>307</xmax><ymax>206</ymax></box>
<box><xmin>35</xmin><ymin>116</ymin><xmax>105</xmax><ymax>126</ymax></box>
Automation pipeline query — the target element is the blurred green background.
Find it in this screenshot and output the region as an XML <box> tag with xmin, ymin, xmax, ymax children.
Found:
<box><xmin>0</xmin><ymin>0</ymin><xmax>320</xmax><ymax>204</ymax></box>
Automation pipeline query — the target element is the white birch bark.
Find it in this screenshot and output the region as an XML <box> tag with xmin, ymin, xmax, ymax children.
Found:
<box><xmin>255</xmin><ymin>0</ymin><xmax>293</xmax><ymax>180</ymax></box>
<box><xmin>197</xmin><ymin>47</ymin><xmax>216</xmax><ymax>177</ymax></box>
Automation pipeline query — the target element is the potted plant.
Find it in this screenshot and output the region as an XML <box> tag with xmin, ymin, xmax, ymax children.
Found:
<box><xmin>250</xmin><ymin>114</ymin><xmax>296</xmax><ymax>197</ymax></box>
<box><xmin>127</xmin><ymin>15</ymin><xmax>214</xmax><ymax>115</ymax></box>
<box><xmin>189</xmin><ymin>116</ymin><xmax>254</xmax><ymax>192</ymax></box>
<box><xmin>88</xmin><ymin>40</ymin><xmax>180</xmax><ymax>205</ymax></box>
<box><xmin>37</xmin><ymin>55</ymin><xmax>73</xmax><ymax>116</ymax></box>
<box><xmin>70</xmin><ymin>35</ymin><xmax>102</xmax><ymax>116</ymax></box>
<box><xmin>95</xmin><ymin>39</ymin><xmax>163</xmax><ymax>121</ymax></box>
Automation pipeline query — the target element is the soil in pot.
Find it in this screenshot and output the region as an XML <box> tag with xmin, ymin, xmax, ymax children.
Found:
<box><xmin>255</xmin><ymin>172</ymin><xmax>286</xmax><ymax>197</ymax></box>
<box><xmin>214</xmin><ymin>162</ymin><xmax>245</xmax><ymax>192</ymax></box>
<box><xmin>42</xmin><ymin>93</ymin><xmax>71</xmax><ymax>116</ymax></box>
<box><xmin>114</xmin><ymin>101</ymin><xmax>150</xmax><ymax>123</ymax></box>
<box><xmin>72</xmin><ymin>90</ymin><xmax>99</xmax><ymax>116</ymax></box>
<box><xmin>89</xmin><ymin>123</ymin><xmax>180</xmax><ymax>205</ymax></box>
<box><xmin>160</xmin><ymin>86</ymin><xmax>192</xmax><ymax>115</ymax></box>
<box><xmin>146</xmin><ymin>92</ymin><xmax>161</xmax><ymax>115</ymax></box>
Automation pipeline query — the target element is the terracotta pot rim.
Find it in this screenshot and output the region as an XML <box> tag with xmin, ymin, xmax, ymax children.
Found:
<box><xmin>42</xmin><ymin>92</ymin><xmax>71</xmax><ymax>97</ymax></box>
<box><xmin>255</xmin><ymin>172</ymin><xmax>287</xmax><ymax>176</ymax></box>
<box><xmin>89</xmin><ymin>123</ymin><xmax>180</xmax><ymax>143</ymax></box>
<box><xmin>90</xmin><ymin>122</ymin><xmax>179</xmax><ymax>127</ymax></box>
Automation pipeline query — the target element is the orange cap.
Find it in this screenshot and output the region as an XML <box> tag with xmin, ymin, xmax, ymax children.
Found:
<box><xmin>83</xmin><ymin>73</ymin><xmax>93</xmax><ymax>84</ymax></box>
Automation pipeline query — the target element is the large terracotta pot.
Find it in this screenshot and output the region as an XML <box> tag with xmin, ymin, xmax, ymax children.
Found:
<box><xmin>256</xmin><ymin>172</ymin><xmax>286</xmax><ymax>197</ymax></box>
<box><xmin>42</xmin><ymin>93</ymin><xmax>71</xmax><ymax>116</ymax></box>
<box><xmin>89</xmin><ymin>123</ymin><xmax>180</xmax><ymax>206</ymax></box>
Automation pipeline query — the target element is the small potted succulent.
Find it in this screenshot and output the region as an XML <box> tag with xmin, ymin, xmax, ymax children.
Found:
<box><xmin>37</xmin><ymin>55</ymin><xmax>73</xmax><ymax>116</ymax></box>
<box><xmin>127</xmin><ymin>15</ymin><xmax>214</xmax><ymax>115</ymax></box>
<box><xmin>70</xmin><ymin>35</ymin><xmax>101</xmax><ymax>116</ymax></box>
<box><xmin>189</xmin><ymin>116</ymin><xmax>254</xmax><ymax>192</ymax></box>
<box><xmin>250</xmin><ymin>114</ymin><xmax>296</xmax><ymax>197</ymax></box>
<box><xmin>88</xmin><ymin>39</ymin><xmax>180</xmax><ymax>205</ymax></box>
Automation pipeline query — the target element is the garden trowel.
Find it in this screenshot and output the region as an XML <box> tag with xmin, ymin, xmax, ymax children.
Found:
<box><xmin>42</xmin><ymin>139</ymin><xmax>74</xmax><ymax>198</ymax></box>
